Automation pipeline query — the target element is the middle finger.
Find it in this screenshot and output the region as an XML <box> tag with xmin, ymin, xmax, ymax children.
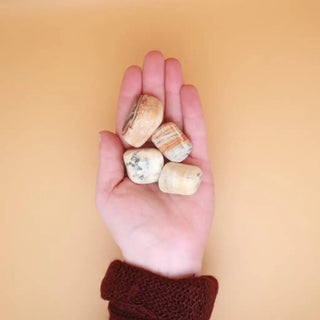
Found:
<box><xmin>142</xmin><ymin>51</ymin><xmax>165</xmax><ymax>105</ymax></box>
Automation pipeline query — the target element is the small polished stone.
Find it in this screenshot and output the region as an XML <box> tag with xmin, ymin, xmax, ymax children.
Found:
<box><xmin>122</xmin><ymin>94</ymin><xmax>164</xmax><ymax>148</ymax></box>
<box><xmin>151</xmin><ymin>122</ymin><xmax>192</xmax><ymax>162</ymax></box>
<box><xmin>123</xmin><ymin>148</ymin><xmax>164</xmax><ymax>184</ymax></box>
<box><xmin>158</xmin><ymin>162</ymin><xmax>203</xmax><ymax>195</ymax></box>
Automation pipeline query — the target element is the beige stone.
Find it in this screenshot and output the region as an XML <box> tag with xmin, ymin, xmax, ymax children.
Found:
<box><xmin>151</xmin><ymin>122</ymin><xmax>192</xmax><ymax>162</ymax></box>
<box><xmin>158</xmin><ymin>162</ymin><xmax>203</xmax><ymax>195</ymax></box>
<box><xmin>122</xmin><ymin>94</ymin><xmax>164</xmax><ymax>147</ymax></box>
<box><xmin>123</xmin><ymin>148</ymin><xmax>164</xmax><ymax>184</ymax></box>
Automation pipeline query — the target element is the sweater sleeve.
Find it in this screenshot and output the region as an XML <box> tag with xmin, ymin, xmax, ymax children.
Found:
<box><xmin>100</xmin><ymin>260</ymin><xmax>219</xmax><ymax>320</ymax></box>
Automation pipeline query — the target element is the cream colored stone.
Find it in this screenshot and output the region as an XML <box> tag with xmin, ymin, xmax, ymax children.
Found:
<box><xmin>123</xmin><ymin>148</ymin><xmax>164</xmax><ymax>184</ymax></box>
<box><xmin>158</xmin><ymin>162</ymin><xmax>203</xmax><ymax>195</ymax></box>
<box><xmin>122</xmin><ymin>94</ymin><xmax>164</xmax><ymax>147</ymax></box>
<box><xmin>151</xmin><ymin>122</ymin><xmax>192</xmax><ymax>162</ymax></box>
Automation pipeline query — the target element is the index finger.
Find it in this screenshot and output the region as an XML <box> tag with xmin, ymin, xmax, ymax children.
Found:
<box><xmin>116</xmin><ymin>65</ymin><xmax>142</xmax><ymax>148</ymax></box>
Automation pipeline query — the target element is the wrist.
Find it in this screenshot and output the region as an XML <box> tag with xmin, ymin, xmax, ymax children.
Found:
<box><xmin>122</xmin><ymin>252</ymin><xmax>202</xmax><ymax>278</ymax></box>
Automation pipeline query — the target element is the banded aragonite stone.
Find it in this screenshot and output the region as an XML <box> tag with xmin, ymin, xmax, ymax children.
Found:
<box><xmin>122</xmin><ymin>94</ymin><xmax>164</xmax><ymax>148</ymax></box>
<box><xmin>151</xmin><ymin>122</ymin><xmax>192</xmax><ymax>162</ymax></box>
<box><xmin>158</xmin><ymin>162</ymin><xmax>202</xmax><ymax>195</ymax></box>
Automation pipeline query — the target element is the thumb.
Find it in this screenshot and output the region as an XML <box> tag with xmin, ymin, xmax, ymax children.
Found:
<box><xmin>96</xmin><ymin>130</ymin><xmax>124</xmax><ymax>198</ymax></box>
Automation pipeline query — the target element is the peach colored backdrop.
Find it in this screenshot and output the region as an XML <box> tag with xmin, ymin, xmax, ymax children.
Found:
<box><xmin>1</xmin><ymin>1</ymin><xmax>319</xmax><ymax>319</ymax></box>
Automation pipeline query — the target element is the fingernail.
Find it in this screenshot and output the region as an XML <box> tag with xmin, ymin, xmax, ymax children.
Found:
<box><xmin>98</xmin><ymin>133</ymin><xmax>101</xmax><ymax>143</ymax></box>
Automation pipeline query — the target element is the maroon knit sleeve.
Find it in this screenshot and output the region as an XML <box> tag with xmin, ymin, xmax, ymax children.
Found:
<box><xmin>100</xmin><ymin>260</ymin><xmax>219</xmax><ymax>320</ymax></box>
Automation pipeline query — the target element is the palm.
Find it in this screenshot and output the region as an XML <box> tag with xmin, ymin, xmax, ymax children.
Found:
<box><xmin>96</xmin><ymin>51</ymin><xmax>214</xmax><ymax>277</ymax></box>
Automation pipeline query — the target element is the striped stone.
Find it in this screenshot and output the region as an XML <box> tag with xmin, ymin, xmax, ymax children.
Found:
<box><xmin>151</xmin><ymin>122</ymin><xmax>192</xmax><ymax>162</ymax></box>
<box><xmin>122</xmin><ymin>94</ymin><xmax>164</xmax><ymax>148</ymax></box>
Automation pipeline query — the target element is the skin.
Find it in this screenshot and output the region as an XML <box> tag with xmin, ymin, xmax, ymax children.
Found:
<box><xmin>95</xmin><ymin>51</ymin><xmax>214</xmax><ymax>278</ymax></box>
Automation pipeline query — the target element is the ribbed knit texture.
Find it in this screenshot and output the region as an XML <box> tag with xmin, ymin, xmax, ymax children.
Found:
<box><xmin>101</xmin><ymin>260</ymin><xmax>219</xmax><ymax>320</ymax></box>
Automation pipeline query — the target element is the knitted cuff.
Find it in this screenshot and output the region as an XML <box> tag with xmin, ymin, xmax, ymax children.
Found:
<box><xmin>101</xmin><ymin>260</ymin><xmax>219</xmax><ymax>320</ymax></box>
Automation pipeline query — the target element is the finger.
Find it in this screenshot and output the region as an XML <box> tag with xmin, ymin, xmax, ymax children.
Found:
<box><xmin>164</xmin><ymin>58</ymin><xmax>184</xmax><ymax>129</ymax></box>
<box><xmin>96</xmin><ymin>131</ymin><xmax>124</xmax><ymax>199</ymax></box>
<box><xmin>181</xmin><ymin>85</ymin><xmax>210</xmax><ymax>162</ymax></box>
<box><xmin>142</xmin><ymin>51</ymin><xmax>165</xmax><ymax>105</ymax></box>
<box><xmin>116</xmin><ymin>65</ymin><xmax>142</xmax><ymax>147</ymax></box>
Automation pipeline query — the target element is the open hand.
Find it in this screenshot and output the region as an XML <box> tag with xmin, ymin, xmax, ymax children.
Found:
<box><xmin>96</xmin><ymin>51</ymin><xmax>214</xmax><ymax>277</ymax></box>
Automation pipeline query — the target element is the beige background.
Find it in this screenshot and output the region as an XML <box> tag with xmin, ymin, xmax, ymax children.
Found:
<box><xmin>1</xmin><ymin>0</ymin><xmax>319</xmax><ymax>319</ymax></box>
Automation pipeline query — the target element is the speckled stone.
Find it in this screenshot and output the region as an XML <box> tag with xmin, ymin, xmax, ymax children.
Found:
<box><xmin>123</xmin><ymin>148</ymin><xmax>164</xmax><ymax>184</ymax></box>
<box><xmin>122</xmin><ymin>95</ymin><xmax>164</xmax><ymax>148</ymax></box>
<box><xmin>151</xmin><ymin>122</ymin><xmax>192</xmax><ymax>162</ymax></box>
<box><xmin>158</xmin><ymin>162</ymin><xmax>202</xmax><ymax>195</ymax></box>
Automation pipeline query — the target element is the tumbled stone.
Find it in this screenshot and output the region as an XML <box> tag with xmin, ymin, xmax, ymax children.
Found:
<box><xmin>123</xmin><ymin>148</ymin><xmax>164</xmax><ymax>184</ymax></box>
<box><xmin>158</xmin><ymin>162</ymin><xmax>202</xmax><ymax>195</ymax></box>
<box><xmin>151</xmin><ymin>122</ymin><xmax>192</xmax><ymax>162</ymax></box>
<box><xmin>122</xmin><ymin>94</ymin><xmax>164</xmax><ymax>148</ymax></box>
